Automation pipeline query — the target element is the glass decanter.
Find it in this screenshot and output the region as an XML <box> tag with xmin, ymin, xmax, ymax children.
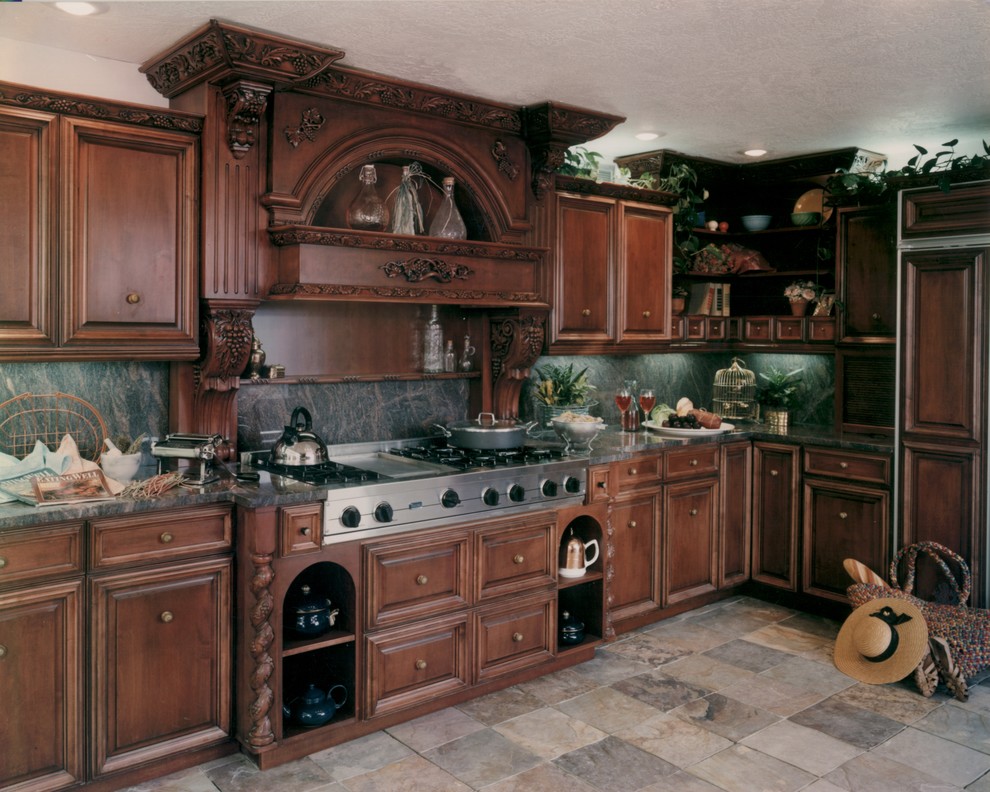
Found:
<box><xmin>346</xmin><ymin>164</ymin><xmax>389</xmax><ymax>231</ymax></box>
<box><xmin>428</xmin><ymin>176</ymin><xmax>467</xmax><ymax>239</ymax></box>
<box><xmin>423</xmin><ymin>305</ymin><xmax>443</xmax><ymax>373</ymax></box>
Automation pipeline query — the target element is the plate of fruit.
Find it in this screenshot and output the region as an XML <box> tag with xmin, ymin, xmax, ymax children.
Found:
<box><xmin>644</xmin><ymin>398</ymin><xmax>734</xmax><ymax>436</ymax></box>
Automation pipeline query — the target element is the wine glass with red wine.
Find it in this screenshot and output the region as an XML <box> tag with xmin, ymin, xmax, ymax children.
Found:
<box><xmin>639</xmin><ymin>388</ymin><xmax>656</xmax><ymax>425</ymax></box>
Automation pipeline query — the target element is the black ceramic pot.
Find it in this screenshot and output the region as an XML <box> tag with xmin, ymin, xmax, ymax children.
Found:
<box><xmin>290</xmin><ymin>584</ymin><xmax>339</xmax><ymax>637</ymax></box>
<box><xmin>559</xmin><ymin>610</ymin><xmax>585</xmax><ymax>646</ymax></box>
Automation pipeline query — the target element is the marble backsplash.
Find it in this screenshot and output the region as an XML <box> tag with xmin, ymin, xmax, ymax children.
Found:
<box><xmin>0</xmin><ymin>351</ymin><xmax>832</xmax><ymax>460</ymax></box>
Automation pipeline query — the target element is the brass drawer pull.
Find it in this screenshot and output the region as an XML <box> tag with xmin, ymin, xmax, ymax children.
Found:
<box><xmin>126</xmin><ymin>292</ymin><xmax>141</xmax><ymax>304</ymax></box>
<box><xmin>513</xmin><ymin>554</ymin><xmax>525</xmax><ymax>565</ymax></box>
<box><xmin>769</xmin><ymin>470</ymin><xmax>779</xmax><ymax>477</ymax></box>
<box><xmin>159</xmin><ymin>532</ymin><xmax>174</xmax><ymax>544</ymax></box>
<box><xmin>512</xmin><ymin>632</ymin><xmax>524</xmax><ymax>643</ymax></box>
<box><xmin>689</xmin><ymin>459</ymin><xmax>698</xmax><ymax>466</ymax></box>
<box><xmin>838</xmin><ymin>512</ymin><xmax>848</xmax><ymax>519</ymax></box>
<box><xmin>416</xmin><ymin>574</ymin><xmax>428</xmax><ymax>586</ymax></box>
<box><xmin>642</xmin><ymin>310</ymin><xmax>651</xmax><ymax>318</ymax></box>
<box><xmin>301</xmin><ymin>527</ymin><xmax>311</xmax><ymax>536</ymax></box>
<box><xmin>839</xmin><ymin>462</ymin><xmax>849</xmax><ymax>469</ymax></box>
<box><xmin>0</xmin><ymin>644</ymin><xmax>7</xmax><ymax>659</ymax></box>
<box><xmin>689</xmin><ymin>508</ymin><xmax>698</xmax><ymax>516</ymax></box>
<box><xmin>160</xmin><ymin>611</ymin><xmax>174</xmax><ymax>623</ymax></box>
<box><xmin>629</xmin><ymin>467</ymin><xmax>638</xmax><ymax>475</ymax></box>
<box><xmin>415</xmin><ymin>659</ymin><xmax>427</xmax><ymax>670</ymax></box>
<box><xmin>0</xmin><ymin>557</ymin><xmax>7</xmax><ymax>569</ymax></box>
<box><xmin>581</xmin><ymin>308</ymin><xmax>591</xmax><ymax>316</ymax></box>
<box><xmin>628</xmin><ymin>520</ymin><xmax>637</xmax><ymax>528</ymax></box>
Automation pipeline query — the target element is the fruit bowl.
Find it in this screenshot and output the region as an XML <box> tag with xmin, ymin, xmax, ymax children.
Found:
<box><xmin>551</xmin><ymin>415</ymin><xmax>606</xmax><ymax>455</ymax></box>
<box><xmin>790</xmin><ymin>211</ymin><xmax>821</xmax><ymax>226</ymax></box>
<box><xmin>740</xmin><ymin>214</ymin><xmax>772</xmax><ymax>232</ymax></box>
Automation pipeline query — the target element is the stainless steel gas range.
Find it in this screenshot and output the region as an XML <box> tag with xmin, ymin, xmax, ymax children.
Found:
<box><xmin>243</xmin><ymin>438</ymin><xmax>589</xmax><ymax>543</ymax></box>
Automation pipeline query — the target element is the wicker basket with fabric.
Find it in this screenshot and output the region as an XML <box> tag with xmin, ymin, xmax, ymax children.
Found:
<box><xmin>0</xmin><ymin>392</ymin><xmax>108</xmax><ymax>463</ymax></box>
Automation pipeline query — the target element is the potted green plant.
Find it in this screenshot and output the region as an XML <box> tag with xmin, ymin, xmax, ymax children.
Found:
<box><xmin>671</xmin><ymin>283</ymin><xmax>689</xmax><ymax>315</ymax></box>
<box><xmin>757</xmin><ymin>366</ymin><xmax>804</xmax><ymax>430</ymax></box>
<box><xmin>532</xmin><ymin>363</ymin><xmax>597</xmax><ymax>428</ymax></box>
<box><xmin>557</xmin><ymin>146</ymin><xmax>604</xmax><ymax>180</ymax></box>
<box><xmin>657</xmin><ymin>162</ymin><xmax>708</xmax><ymax>273</ymax></box>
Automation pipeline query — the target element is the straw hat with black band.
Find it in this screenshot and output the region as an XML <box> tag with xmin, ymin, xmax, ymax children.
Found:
<box><xmin>835</xmin><ymin>597</ymin><xmax>929</xmax><ymax>684</ymax></box>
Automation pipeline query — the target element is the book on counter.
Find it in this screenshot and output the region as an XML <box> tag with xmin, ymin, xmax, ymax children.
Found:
<box><xmin>0</xmin><ymin>468</ymin><xmax>116</xmax><ymax>507</ymax></box>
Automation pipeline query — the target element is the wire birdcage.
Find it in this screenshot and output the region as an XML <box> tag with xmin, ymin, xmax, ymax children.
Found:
<box><xmin>712</xmin><ymin>358</ymin><xmax>758</xmax><ymax>422</ymax></box>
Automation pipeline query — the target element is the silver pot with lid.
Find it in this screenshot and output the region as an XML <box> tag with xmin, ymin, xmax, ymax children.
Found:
<box><xmin>271</xmin><ymin>407</ymin><xmax>329</xmax><ymax>465</ymax></box>
<box><xmin>433</xmin><ymin>412</ymin><xmax>538</xmax><ymax>450</ymax></box>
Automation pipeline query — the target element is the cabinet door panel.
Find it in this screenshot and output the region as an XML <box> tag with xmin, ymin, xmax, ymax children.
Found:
<box><xmin>475</xmin><ymin>518</ymin><xmax>554</xmax><ymax>601</ymax></box>
<box><xmin>663</xmin><ymin>478</ymin><xmax>718</xmax><ymax>606</ymax></box>
<box><xmin>0</xmin><ymin>106</ymin><xmax>56</xmax><ymax>353</ymax></box>
<box><xmin>554</xmin><ymin>193</ymin><xmax>613</xmax><ymax>342</ymax></box>
<box><xmin>0</xmin><ymin>580</ymin><xmax>83</xmax><ymax>790</ymax></box>
<box><xmin>837</xmin><ymin>206</ymin><xmax>896</xmax><ymax>341</ymax></box>
<box><xmin>617</xmin><ymin>203</ymin><xmax>672</xmax><ymax>342</ymax></box>
<box><xmin>719</xmin><ymin>441</ymin><xmax>752</xmax><ymax>588</ymax></box>
<box><xmin>802</xmin><ymin>480</ymin><xmax>889</xmax><ymax>602</ymax></box>
<box><xmin>752</xmin><ymin>444</ymin><xmax>800</xmax><ymax>590</ymax></box>
<box><xmin>91</xmin><ymin>558</ymin><xmax>231</xmax><ymax>777</ymax></box>
<box><xmin>901</xmin><ymin>247</ymin><xmax>986</xmax><ymax>441</ymax></box>
<box><xmin>475</xmin><ymin>591</ymin><xmax>554</xmax><ymax>683</ymax></box>
<box><xmin>609</xmin><ymin>492</ymin><xmax>660</xmax><ymax>619</ymax></box>
<box><xmin>60</xmin><ymin>117</ymin><xmax>197</xmax><ymax>355</ymax></box>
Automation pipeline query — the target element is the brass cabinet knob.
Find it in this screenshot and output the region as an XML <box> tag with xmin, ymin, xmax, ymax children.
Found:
<box><xmin>689</xmin><ymin>459</ymin><xmax>698</xmax><ymax>466</ymax></box>
<box><xmin>629</xmin><ymin>467</ymin><xmax>638</xmax><ymax>475</ymax></box>
<box><xmin>628</xmin><ymin>520</ymin><xmax>637</xmax><ymax>528</ymax></box>
<box><xmin>642</xmin><ymin>310</ymin><xmax>651</xmax><ymax>318</ymax></box>
<box><xmin>160</xmin><ymin>611</ymin><xmax>174</xmax><ymax>623</ymax></box>
<box><xmin>838</xmin><ymin>512</ymin><xmax>848</xmax><ymax>519</ymax></box>
<box><xmin>839</xmin><ymin>462</ymin><xmax>849</xmax><ymax>469</ymax></box>
<box><xmin>872</xmin><ymin>312</ymin><xmax>881</xmax><ymax>320</ymax></box>
<box><xmin>0</xmin><ymin>557</ymin><xmax>7</xmax><ymax>569</ymax></box>
<box><xmin>689</xmin><ymin>508</ymin><xmax>698</xmax><ymax>516</ymax></box>
<box><xmin>301</xmin><ymin>527</ymin><xmax>311</xmax><ymax>536</ymax></box>
<box><xmin>512</xmin><ymin>632</ymin><xmax>524</xmax><ymax>642</ymax></box>
<box><xmin>581</xmin><ymin>308</ymin><xmax>591</xmax><ymax>316</ymax></box>
<box><xmin>0</xmin><ymin>645</ymin><xmax>7</xmax><ymax>659</ymax></box>
<box><xmin>769</xmin><ymin>469</ymin><xmax>779</xmax><ymax>477</ymax></box>
<box><xmin>126</xmin><ymin>292</ymin><xmax>141</xmax><ymax>304</ymax></box>
<box><xmin>415</xmin><ymin>659</ymin><xmax>427</xmax><ymax>670</ymax></box>
<box><xmin>416</xmin><ymin>574</ymin><xmax>428</xmax><ymax>585</ymax></box>
<box><xmin>159</xmin><ymin>532</ymin><xmax>173</xmax><ymax>544</ymax></box>
<box><xmin>513</xmin><ymin>554</ymin><xmax>525</xmax><ymax>565</ymax></box>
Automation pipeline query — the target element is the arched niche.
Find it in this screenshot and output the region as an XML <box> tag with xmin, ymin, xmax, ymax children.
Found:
<box><xmin>266</xmin><ymin>128</ymin><xmax>520</xmax><ymax>243</ymax></box>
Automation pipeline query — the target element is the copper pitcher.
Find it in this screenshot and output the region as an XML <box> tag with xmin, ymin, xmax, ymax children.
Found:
<box><xmin>560</xmin><ymin>535</ymin><xmax>599</xmax><ymax>578</ymax></box>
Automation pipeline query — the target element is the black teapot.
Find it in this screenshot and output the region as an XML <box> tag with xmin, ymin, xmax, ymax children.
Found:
<box><xmin>559</xmin><ymin>610</ymin><xmax>585</xmax><ymax>646</ymax></box>
<box><xmin>290</xmin><ymin>584</ymin><xmax>339</xmax><ymax>637</ymax></box>
<box><xmin>282</xmin><ymin>683</ymin><xmax>347</xmax><ymax>728</ymax></box>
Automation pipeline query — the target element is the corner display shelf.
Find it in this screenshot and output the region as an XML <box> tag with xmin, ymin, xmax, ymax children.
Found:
<box><xmin>240</xmin><ymin>372</ymin><xmax>481</xmax><ymax>386</ymax></box>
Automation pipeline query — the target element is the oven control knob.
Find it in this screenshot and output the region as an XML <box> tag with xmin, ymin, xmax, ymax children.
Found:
<box><xmin>441</xmin><ymin>489</ymin><xmax>460</xmax><ymax>508</ymax></box>
<box><xmin>340</xmin><ymin>506</ymin><xmax>361</xmax><ymax>528</ymax></box>
<box><xmin>563</xmin><ymin>476</ymin><xmax>582</xmax><ymax>494</ymax></box>
<box><xmin>541</xmin><ymin>480</ymin><xmax>558</xmax><ymax>497</ymax></box>
<box><xmin>374</xmin><ymin>502</ymin><xmax>394</xmax><ymax>523</ymax></box>
<box><xmin>483</xmin><ymin>488</ymin><xmax>500</xmax><ymax>506</ymax></box>
<box><xmin>508</xmin><ymin>484</ymin><xmax>526</xmax><ymax>503</ymax></box>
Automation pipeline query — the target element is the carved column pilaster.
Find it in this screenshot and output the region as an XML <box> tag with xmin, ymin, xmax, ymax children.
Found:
<box><xmin>221</xmin><ymin>80</ymin><xmax>272</xmax><ymax>160</ymax></box>
<box><xmin>246</xmin><ymin>550</ymin><xmax>275</xmax><ymax>748</ymax></box>
<box><xmin>603</xmin><ymin>508</ymin><xmax>616</xmax><ymax>641</ymax></box>
<box><xmin>489</xmin><ymin>310</ymin><xmax>547</xmax><ymax>419</ymax></box>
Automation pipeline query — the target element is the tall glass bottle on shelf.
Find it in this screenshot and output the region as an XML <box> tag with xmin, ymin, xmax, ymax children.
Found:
<box><xmin>390</xmin><ymin>164</ymin><xmax>425</xmax><ymax>235</ymax></box>
<box><xmin>443</xmin><ymin>340</ymin><xmax>456</xmax><ymax>373</ymax></box>
<box><xmin>428</xmin><ymin>176</ymin><xmax>467</xmax><ymax>239</ymax></box>
<box><xmin>423</xmin><ymin>305</ymin><xmax>444</xmax><ymax>373</ymax></box>
<box><xmin>346</xmin><ymin>164</ymin><xmax>389</xmax><ymax>231</ymax></box>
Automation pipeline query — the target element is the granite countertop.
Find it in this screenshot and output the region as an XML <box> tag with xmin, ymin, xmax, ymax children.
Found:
<box><xmin>0</xmin><ymin>424</ymin><xmax>894</xmax><ymax>532</ymax></box>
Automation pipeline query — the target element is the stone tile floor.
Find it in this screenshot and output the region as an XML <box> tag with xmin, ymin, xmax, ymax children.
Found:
<box><xmin>128</xmin><ymin>596</ymin><xmax>990</xmax><ymax>791</ymax></box>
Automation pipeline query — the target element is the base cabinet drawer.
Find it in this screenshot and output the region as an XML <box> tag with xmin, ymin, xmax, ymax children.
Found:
<box><xmin>363</xmin><ymin>614</ymin><xmax>469</xmax><ymax>719</ymax></box>
<box><xmin>364</xmin><ymin>530</ymin><xmax>470</xmax><ymax>629</ymax></box>
<box><xmin>0</xmin><ymin>522</ymin><xmax>83</xmax><ymax>587</ymax></box>
<box><xmin>474</xmin><ymin>591</ymin><xmax>554</xmax><ymax>684</ymax></box>
<box><xmin>475</xmin><ymin>517</ymin><xmax>554</xmax><ymax>601</ymax></box>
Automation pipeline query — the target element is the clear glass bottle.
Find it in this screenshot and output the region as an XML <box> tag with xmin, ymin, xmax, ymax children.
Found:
<box><xmin>346</xmin><ymin>164</ymin><xmax>389</xmax><ymax>231</ymax></box>
<box><xmin>459</xmin><ymin>334</ymin><xmax>476</xmax><ymax>372</ymax></box>
<box><xmin>428</xmin><ymin>176</ymin><xmax>467</xmax><ymax>239</ymax></box>
<box><xmin>443</xmin><ymin>340</ymin><xmax>456</xmax><ymax>373</ymax></box>
<box><xmin>423</xmin><ymin>305</ymin><xmax>443</xmax><ymax>373</ymax></box>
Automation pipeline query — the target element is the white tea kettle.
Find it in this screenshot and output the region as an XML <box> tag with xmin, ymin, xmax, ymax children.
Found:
<box><xmin>559</xmin><ymin>531</ymin><xmax>599</xmax><ymax>578</ymax></box>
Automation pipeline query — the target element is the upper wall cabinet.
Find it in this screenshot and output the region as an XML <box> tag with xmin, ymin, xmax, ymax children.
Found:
<box><xmin>0</xmin><ymin>83</ymin><xmax>202</xmax><ymax>361</ymax></box>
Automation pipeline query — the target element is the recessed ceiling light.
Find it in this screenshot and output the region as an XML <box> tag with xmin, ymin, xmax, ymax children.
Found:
<box><xmin>744</xmin><ymin>149</ymin><xmax>768</xmax><ymax>158</ymax></box>
<box><xmin>635</xmin><ymin>132</ymin><xmax>660</xmax><ymax>141</ymax></box>
<box><xmin>55</xmin><ymin>2</ymin><xmax>99</xmax><ymax>16</ymax></box>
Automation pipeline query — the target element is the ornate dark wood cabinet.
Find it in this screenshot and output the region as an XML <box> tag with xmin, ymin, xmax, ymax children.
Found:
<box><xmin>897</xmin><ymin>180</ymin><xmax>990</xmax><ymax>606</ymax></box>
<box><xmin>0</xmin><ymin>83</ymin><xmax>201</xmax><ymax>361</ymax></box>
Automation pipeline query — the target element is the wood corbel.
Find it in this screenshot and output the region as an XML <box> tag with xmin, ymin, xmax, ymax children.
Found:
<box><xmin>221</xmin><ymin>80</ymin><xmax>272</xmax><ymax>160</ymax></box>
<box><xmin>489</xmin><ymin>309</ymin><xmax>548</xmax><ymax>419</ymax></box>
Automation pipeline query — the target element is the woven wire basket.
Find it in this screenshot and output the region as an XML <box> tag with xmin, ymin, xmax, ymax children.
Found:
<box><xmin>0</xmin><ymin>392</ymin><xmax>108</xmax><ymax>461</ymax></box>
<box><xmin>712</xmin><ymin>358</ymin><xmax>758</xmax><ymax>422</ymax></box>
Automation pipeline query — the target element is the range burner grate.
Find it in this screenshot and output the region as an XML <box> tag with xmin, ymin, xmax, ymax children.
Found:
<box><xmin>388</xmin><ymin>442</ymin><xmax>564</xmax><ymax>470</ymax></box>
<box><xmin>252</xmin><ymin>454</ymin><xmax>385</xmax><ymax>485</ymax></box>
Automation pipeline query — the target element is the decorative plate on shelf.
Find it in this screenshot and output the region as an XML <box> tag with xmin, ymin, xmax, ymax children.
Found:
<box><xmin>793</xmin><ymin>189</ymin><xmax>833</xmax><ymax>222</ymax></box>
<box><xmin>643</xmin><ymin>421</ymin><xmax>735</xmax><ymax>437</ymax></box>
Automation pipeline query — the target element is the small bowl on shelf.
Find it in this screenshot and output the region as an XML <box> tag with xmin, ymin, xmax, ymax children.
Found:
<box><xmin>790</xmin><ymin>211</ymin><xmax>822</xmax><ymax>226</ymax></box>
<box><xmin>740</xmin><ymin>214</ymin><xmax>772</xmax><ymax>232</ymax></box>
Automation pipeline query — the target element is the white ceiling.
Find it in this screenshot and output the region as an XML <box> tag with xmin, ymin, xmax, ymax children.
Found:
<box><xmin>4</xmin><ymin>0</ymin><xmax>990</xmax><ymax>168</ymax></box>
